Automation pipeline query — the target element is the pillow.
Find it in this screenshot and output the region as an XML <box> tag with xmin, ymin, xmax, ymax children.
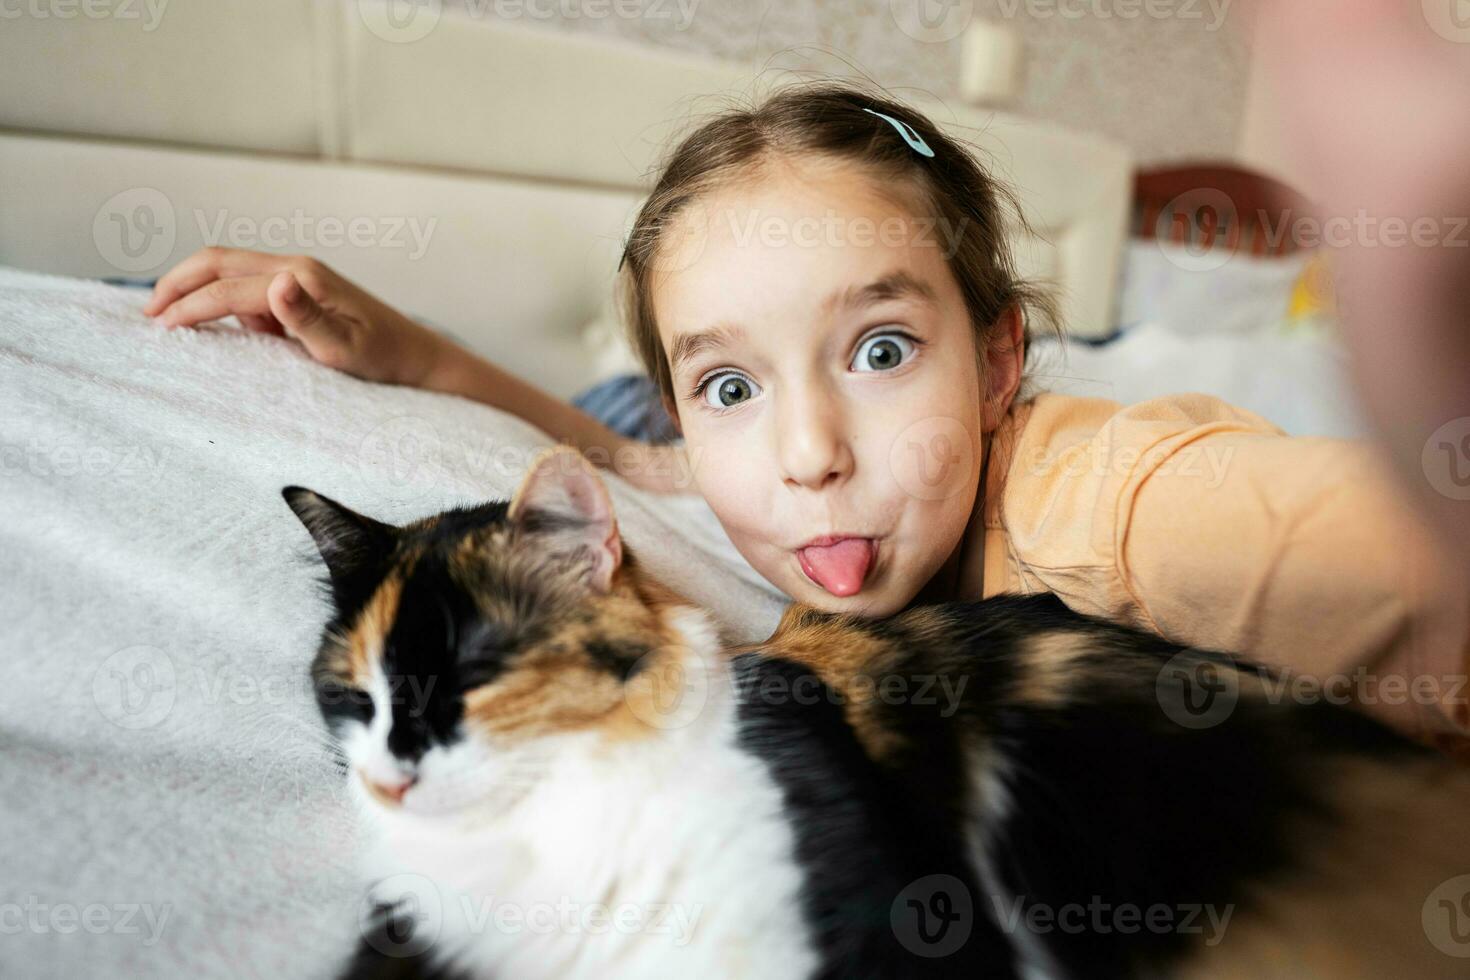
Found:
<box><xmin>581</xmin><ymin>294</ymin><xmax>645</xmax><ymax>381</ymax></box>
<box><xmin>1284</xmin><ymin>252</ymin><xmax>1338</xmax><ymax>334</ymax></box>
<box><xmin>571</xmin><ymin>373</ymin><xmax>680</xmax><ymax>445</ymax></box>
<box><xmin>1114</xmin><ymin>240</ymin><xmax>1314</xmax><ymax>336</ymax></box>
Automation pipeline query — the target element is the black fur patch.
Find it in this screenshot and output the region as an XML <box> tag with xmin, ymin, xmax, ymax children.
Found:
<box><xmin>583</xmin><ymin>637</ymin><xmax>651</xmax><ymax>681</ymax></box>
<box><xmin>732</xmin><ymin>654</ymin><xmax>1018</xmax><ymax>979</ymax></box>
<box><xmin>376</xmin><ymin>551</ymin><xmax>490</xmax><ymax>760</ymax></box>
<box><xmin>339</xmin><ymin>902</ymin><xmax>474</xmax><ymax>980</ymax></box>
<box><xmin>316</xmin><ymin>677</ymin><xmax>375</xmax><ymax>730</ymax></box>
<box><xmin>931</xmin><ymin>594</ymin><xmax>1433</xmax><ymax>978</ymax></box>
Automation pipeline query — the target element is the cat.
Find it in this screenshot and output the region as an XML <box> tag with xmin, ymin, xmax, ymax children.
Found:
<box><xmin>284</xmin><ymin>446</ymin><xmax>1470</xmax><ymax>980</ymax></box>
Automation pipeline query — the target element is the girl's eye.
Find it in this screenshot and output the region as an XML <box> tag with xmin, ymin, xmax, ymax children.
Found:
<box><xmin>701</xmin><ymin>372</ymin><xmax>761</xmax><ymax>409</ymax></box>
<box><xmin>851</xmin><ymin>332</ymin><xmax>916</xmax><ymax>373</ymax></box>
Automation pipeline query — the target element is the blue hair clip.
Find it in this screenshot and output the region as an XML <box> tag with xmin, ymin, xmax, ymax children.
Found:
<box><xmin>862</xmin><ymin>108</ymin><xmax>935</xmax><ymax>158</ymax></box>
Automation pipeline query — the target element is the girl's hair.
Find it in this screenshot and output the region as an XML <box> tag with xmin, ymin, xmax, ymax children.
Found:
<box><xmin>616</xmin><ymin>81</ymin><xmax>1060</xmax><ymax>417</ymax></box>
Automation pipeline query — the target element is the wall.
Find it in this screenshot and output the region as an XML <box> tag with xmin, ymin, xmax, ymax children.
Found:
<box><xmin>443</xmin><ymin>0</ymin><xmax>1254</xmax><ymax>164</ymax></box>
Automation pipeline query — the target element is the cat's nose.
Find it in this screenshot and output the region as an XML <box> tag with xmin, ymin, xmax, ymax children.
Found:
<box><xmin>360</xmin><ymin>772</ymin><xmax>418</xmax><ymax>807</ymax></box>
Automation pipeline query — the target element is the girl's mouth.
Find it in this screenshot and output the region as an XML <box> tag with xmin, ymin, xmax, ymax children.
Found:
<box><xmin>796</xmin><ymin>536</ymin><xmax>877</xmax><ymax>597</ymax></box>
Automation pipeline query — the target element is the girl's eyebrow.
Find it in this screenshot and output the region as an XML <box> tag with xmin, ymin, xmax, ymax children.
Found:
<box><xmin>668</xmin><ymin>271</ymin><xmax>936</xmax><ymax>372</ymax></box>
<box><xmin>826</xmin><ymin>271</ymin><xmax>938</xmax><ymax>314</ymax></box>
<box><xmin>669</xmin><ymin>323</ymin><xmax>745</xmax><ymax>373</ymax></box>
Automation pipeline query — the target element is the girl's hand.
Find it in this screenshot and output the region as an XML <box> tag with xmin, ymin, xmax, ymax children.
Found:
<box><xmin>146</xmin><ymin>250</ymin><xmax>691</xmax><ymax>494</ymax></box>
<box><xmin>1245</xmin><ymin>0</ymin><xmax>1470</xmax><ymax>559</ymax></box>
<box><xmin>143</xmin><ymin>247</ymin><xmax>448</xmax><ymax>387</ymax></box>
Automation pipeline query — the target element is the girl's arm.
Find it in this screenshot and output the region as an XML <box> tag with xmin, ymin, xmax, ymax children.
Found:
<box><xmin>146</xmin><ymin>247</ymin><xmax>694</xmax><ymax>495</ymax></box>
<box><xmin>1123</xmin><ymin>421</ymin><xmax>1470</xmax><ymax>752</ymax></box>
<box><xmin>420</xmin><ymin>338</ymin><xmax>695</xmax><ymax>495</ymax></box>
<box><xmin>1246</xmin><ymin>0</ymin><xmax>1470</xmax><ymax>560</ymax></box>
<box><xmin>999</xmin><ymin>393</ymin><xmax>1470</xmax><ymax>752</ymax></box>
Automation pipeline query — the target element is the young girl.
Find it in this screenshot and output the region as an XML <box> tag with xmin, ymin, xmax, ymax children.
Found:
<box><xmin>141</xmin><ymin>83</ymin><xmax>1469</xmax><ymax>756</ymax></box>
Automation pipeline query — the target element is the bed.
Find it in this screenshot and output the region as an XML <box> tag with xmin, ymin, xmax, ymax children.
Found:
<box><xmin>1034</xmin><ymin>164</ymin><xmax>1366</xmax><ymax>440</ymax></box>
<box><xmin>0</xmin><ymin>5</ymin><xmax>1136</xmax><ymax>978</ymax></box>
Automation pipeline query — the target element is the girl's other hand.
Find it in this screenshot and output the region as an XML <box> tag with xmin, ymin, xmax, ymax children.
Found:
<box><xmin>143</xmin><ymin>247</ymin><xmax>447</xmax><ymax>387</ymax></box>
<box><xmin>1246</xmin><ymin>0</ymin><xmax>1470</xmax><ymax>559</ymax></box>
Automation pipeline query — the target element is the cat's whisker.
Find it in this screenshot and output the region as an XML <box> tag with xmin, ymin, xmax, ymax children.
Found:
<box><xmin>242</xmin><ymin>712</ymin><xmax>341</xmax><ymax>753</ymax></box>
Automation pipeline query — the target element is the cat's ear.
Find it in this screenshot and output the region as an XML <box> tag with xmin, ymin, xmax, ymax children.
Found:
<box><xmin>508</xmin><ymin>446</ymin><xmax>623</xmax><ymax>592</ymax></box>
<box><xmin>281</xmin><ymin>486</ymin><xmax>397</xmax><ymax>599</ymax></box>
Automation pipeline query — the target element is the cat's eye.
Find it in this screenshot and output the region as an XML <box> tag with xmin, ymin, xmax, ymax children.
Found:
<box><xmin>700</xmin><ymin>371</ymin><xmax>761</xmax><ymax>409</ymax></box>
<box><xmin>317</xmin><ymin>680</ymin><xmax>374</xmax><ymax>726</ymax></box>
<box><xmin>456</xmin><ymin>622</ymin><xmax>512</xmax><ymax>692</ymax></box>
<box><xmin>850</xmin><ymin>331</ymin><xmax>916</xmax><ymax>373</ymax></box>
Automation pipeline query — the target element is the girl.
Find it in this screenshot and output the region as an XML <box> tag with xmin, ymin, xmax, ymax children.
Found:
<box><xmin>142</xmin><ymin>83</ymin><xmax>1469</xmax><ymax>756</ymax></box>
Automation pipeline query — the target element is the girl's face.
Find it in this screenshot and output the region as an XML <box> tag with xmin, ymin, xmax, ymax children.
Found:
<box><xmin>652</xmin><ymin>156</ymin><xmax>1001</xmax><ymax>617</ymax></box>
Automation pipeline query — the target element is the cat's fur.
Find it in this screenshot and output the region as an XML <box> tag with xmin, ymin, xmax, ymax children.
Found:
<box><xmin>284</xmin><ymin>447</ymin><xmax>1470</xmax><ymax>980</ymax></box>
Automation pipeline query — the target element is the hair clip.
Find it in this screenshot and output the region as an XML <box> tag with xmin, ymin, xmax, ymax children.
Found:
<box><xmin>862</xmin><ymin>108</ymin><xmax>935</xmax><ymax>158</ymax></box>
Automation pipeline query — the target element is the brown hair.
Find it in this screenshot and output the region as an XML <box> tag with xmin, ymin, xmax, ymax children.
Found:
<box><xmin>617</xmin><ymin>80</ymin><xmax>1060</xmax><ymax>421</ymax></box>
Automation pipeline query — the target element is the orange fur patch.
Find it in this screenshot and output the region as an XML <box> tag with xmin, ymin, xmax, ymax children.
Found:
<box><xmin>755</xmin><ymin>603</ymin><xmax>920</xmax><ymax>764</ymax></box>
<box><xmin>345</xmin><ymin>570</ymin><xmax>406</xmax><ymax>687</ymax></box>
<box><xmin>1012</xmin><ymin>631</ymin><xmax>1093</xmax><ymax>707</ymax></box>
<box><xmin>456</xmin><ymin>548</ymin><xmax>705</xmax><ymax>745</ymax></box>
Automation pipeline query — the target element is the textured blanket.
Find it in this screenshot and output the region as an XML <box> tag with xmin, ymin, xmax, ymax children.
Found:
<box><xmin>0</xmin><ymin>266</ymin><xmax>787</xmax><ymax>979</ymax></box>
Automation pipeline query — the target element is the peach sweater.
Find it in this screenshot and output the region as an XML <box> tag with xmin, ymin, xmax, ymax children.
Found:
<box><xmin>976</xmin><ymin>392</ymin><xmax>1470</xmax><ymax>753</ymax></box>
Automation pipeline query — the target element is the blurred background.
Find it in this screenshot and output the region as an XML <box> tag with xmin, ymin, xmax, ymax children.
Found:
<box><xmin>0</xmin><ymin>0</ymin><xmax>1373</xmax><ymax>435</ymax></box>
<box><xmin>5</xmin><ymin>6</ymin><xmax>1470</xmax><ymax>977</ymax></box>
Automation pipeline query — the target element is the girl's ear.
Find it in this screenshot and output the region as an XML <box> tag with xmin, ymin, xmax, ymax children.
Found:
<box><xmin>509</xmin><ymin>446</ymin><xmax>623</xmax><ymax>592</ymax></box>
<box><xmin>281</xmin><ymin>486</ymin><xmax>397</xmax><ymax>607</ymax></box>
<box><xmin>981</xmin><ymin>305</ymin><xmax>1026</xmax><ymax>433</ymax></box>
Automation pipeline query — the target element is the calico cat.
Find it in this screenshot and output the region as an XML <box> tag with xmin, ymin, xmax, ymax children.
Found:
<box><xmin>284</xmin><ymin>447</ymin><xmax>1470</xmax><ymax>980</ymax></box>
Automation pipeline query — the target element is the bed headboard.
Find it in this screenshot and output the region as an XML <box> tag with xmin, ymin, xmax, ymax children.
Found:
<box><xmin>0</xmin><ymin>0</ymin><xmax>1131</xmax><ymax>398</ymax></box>
<box><xmin>1133</xmin><ymin>164</ymin><xmax>1314</xmax><ymax>259</ymax></box>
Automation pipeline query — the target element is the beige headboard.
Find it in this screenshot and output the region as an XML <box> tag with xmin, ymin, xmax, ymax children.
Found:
<box><xmin>0</xmin><ymin>0</ymin><xmax>1131</xmax><ymax>398</ymax></box>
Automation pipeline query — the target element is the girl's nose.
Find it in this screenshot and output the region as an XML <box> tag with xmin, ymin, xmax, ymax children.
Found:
<box><xmin>776</xmin><ymin>388</ymin><xmax>854</xmax><ymax>491</ymax></box>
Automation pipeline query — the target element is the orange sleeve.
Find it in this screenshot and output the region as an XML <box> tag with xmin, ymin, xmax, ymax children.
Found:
<box><xmin>1117</xmin><ymin>401</ymin><xmax>1470</xmax><ymax>745</ymax></box>
<box><xmin>999</xmin><ymin>393</ymin><xmax>1470</xmax><ymax>747</ymax></box>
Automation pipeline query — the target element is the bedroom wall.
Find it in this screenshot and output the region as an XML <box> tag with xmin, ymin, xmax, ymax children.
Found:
<box><xmin>1236</xmin><ymin>52</ymin><xmax>1292</xmax><ymax>185</ymax></box>
<box><xmin>441</xmin><ymin>0</ymin><xmax>1253</xmax><ymax>164</ymax></box>
<box><xmin>1234</xmin><ymin>17</ymin><xmax>1314</xmax><ymax>194</ymax></box>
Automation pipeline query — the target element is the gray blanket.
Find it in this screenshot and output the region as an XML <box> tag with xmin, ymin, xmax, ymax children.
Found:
<box><xmin>0</xmin><ymin>267</ymin><xmax>787</xmax><ymax>979</ymax></box>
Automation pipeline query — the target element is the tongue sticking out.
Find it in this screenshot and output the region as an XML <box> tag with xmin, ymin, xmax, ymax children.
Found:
<box><xmin>798</xmin><ymin>538</ymin><xmax>874</xmax><ymax>597</ymax></box>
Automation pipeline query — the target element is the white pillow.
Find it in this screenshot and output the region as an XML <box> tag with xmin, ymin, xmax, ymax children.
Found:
<box><xmin>1114</xmin><ymin>240</ymin><xmax>1313</xmax><ymax>336</ymax></box>
<box><xmin>1034</xmin><ymin>240</ymin><xmax>1366</xmax><ymax>438</ymax></box>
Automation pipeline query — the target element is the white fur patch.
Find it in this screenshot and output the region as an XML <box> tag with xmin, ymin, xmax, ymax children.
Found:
<box><xmin>965</xmin><ymin>744</ymin><xmax>1061</xmax><ymax>980</ymax></box>
<box><xmin>343</xmin><ymin>606</ymin><xmax>820</xmax><ymax>979</ymax></box>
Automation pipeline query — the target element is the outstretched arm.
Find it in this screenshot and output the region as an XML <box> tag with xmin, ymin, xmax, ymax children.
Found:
<box><xmin>1246</xmin><ymin>0</ymin><xmax>1470</xmax><ymax>561</ymax></box>
<box><xmin>420</xmin><ymin>344</ymin><xmax>696</xmax><ymax>495</ymax></box>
